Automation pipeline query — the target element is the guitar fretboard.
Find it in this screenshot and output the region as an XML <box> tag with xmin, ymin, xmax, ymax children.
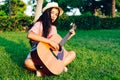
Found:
<box><xmin>59</xmin><ymin>32</ymin><xmax>72</xmax><ymax>46</ymax></box>
<box><xmin>59</xmin><ymin>23</ymin><xmax>76</xmax><ymax>47</ymax></box>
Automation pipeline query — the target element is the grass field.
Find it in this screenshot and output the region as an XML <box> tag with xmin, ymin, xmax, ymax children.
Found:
<box><xmin>0</xmin><ymin>30</ymin><xmax>120</xmax><ymax>80</ymax></box>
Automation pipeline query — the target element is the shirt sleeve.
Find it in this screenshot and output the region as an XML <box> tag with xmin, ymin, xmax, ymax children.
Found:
<box><xmin>29</xmin><ymin>22</ymin><xmax>43</xmax><ymax>35</ymax></box>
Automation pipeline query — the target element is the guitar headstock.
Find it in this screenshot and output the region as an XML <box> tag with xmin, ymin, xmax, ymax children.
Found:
<box><xmin>70</xmin><ymin>22</ymin><xmax>77</xmax><ymax>30</ymax></box>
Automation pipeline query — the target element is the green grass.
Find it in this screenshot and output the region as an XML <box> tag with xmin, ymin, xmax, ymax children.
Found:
<box><xmin>0</xmin><ymin>30</ymin><xmax>120</xmax><ymax>80</ymax></box>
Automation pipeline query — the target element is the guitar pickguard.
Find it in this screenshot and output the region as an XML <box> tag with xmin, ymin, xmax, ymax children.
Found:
<box><xmin>57</xmin><ymin>50</ymin><xmax>64</xmax><ymax>60</ymax></box>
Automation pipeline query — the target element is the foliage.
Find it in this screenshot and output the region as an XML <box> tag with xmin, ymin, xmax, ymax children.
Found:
<box><xmin>51</xmin><ymin>0</ymin><xmax>120</xmax><ymax>17</ymax></box>
<box><xmin>57</xmin><ymin>15</ymin><xmax>120</xmax><ymax>30</ymax></box>
<box><xmin>0</xmin><ymin>16</ymin><xmax>33</xmax><ymax>31</ymax></box>
<box><xmin>116</xmin><ymin>0</ymin><xmax>120</xmax><ymax>11</ymax></box>
<box><xmin>57</xmin><ymin>14</ymin><xmax>101</xmax><ymax>30</ymax></box>
<box><xmin>51</xmin><ymin>0</ymin><xmax>82</xmax><ymax>12</ymax></box>
<box><xmin>101</xmin><ymin>17</ymin><xmax>120</xmax><ymax>29</ymax></box>
<box><xmin>0</xmin><ymin>10</ymin><xmax>7</xmax><ymax>16</ymax></box>
<box><xmin>74</xmin><ymin>16</ymin><xmax>101</xmax><ymax>30</ymax></box>
<box><xmin>1</xmin><ymin>0</ymin><xmax>120</xmax><ymax>17</ymax></box>
<box><xmin>0</xmin><ymin>0</ymin><xmax>26</xmax><ymax>16</ymax></box>
<box><xmin>0</xmin><ymin>30</ymin><xmax>120</xmax><ymax>80</ymax></box>
<box><xmin>28</xmin><ymin>0</ymin><xmax>47</xmax><ymax>12</ymax></box>
<box><xmin>0</xmin><ymin>15</ymin><xmax>120</xmax><ymax>31</ymax></box>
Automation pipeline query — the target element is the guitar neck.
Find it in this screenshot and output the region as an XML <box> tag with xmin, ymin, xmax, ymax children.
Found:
<box><xmin>59</xmin><ymin>23</ymin><xmax>76</xmax><ymax>47</ymax></box>
<box><xmin>59</xmin><ymin>32</ymin><xmax>72</xmax><ymax>47</ymax></box>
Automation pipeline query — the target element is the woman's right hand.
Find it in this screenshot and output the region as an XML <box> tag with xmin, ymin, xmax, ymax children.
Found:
<box><xmin>49</xmin><ymin>40</ymin><xmax>59</xmax><ymax>51</ymax></box>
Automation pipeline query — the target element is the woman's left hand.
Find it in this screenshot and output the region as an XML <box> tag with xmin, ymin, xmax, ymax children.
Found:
<box><xmin>68</xmin><ymin>29</ymin><xmax>75</xmax><ymax>40</ymax></box>
<box><xmin>70</xmin><ymin>29</ymin><xmax>75</xmax><ymax>36</ymax></box>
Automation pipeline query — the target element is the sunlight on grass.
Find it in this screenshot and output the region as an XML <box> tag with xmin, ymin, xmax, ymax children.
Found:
<box><xmin>0</xmin><ymin>30</ymin><xmax>120</xmax><ymax>80</ymax></box>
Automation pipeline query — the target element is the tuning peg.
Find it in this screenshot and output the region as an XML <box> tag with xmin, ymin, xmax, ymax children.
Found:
<box><xmin>70</xmin><ymin>22</ymin><xmax>74</xmax><ymax>26</ymax></box>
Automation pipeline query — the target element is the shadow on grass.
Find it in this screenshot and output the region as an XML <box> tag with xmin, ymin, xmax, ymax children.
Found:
<box><xmin>0</xmin><ymin>37</ymin><xmax>30</xmax><ymax>69</ymax></box>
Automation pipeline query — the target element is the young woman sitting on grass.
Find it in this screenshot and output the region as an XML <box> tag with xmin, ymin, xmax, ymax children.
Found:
<box><xmin>24</xmin><ymin>2</ymin><xmax>76</xmax><ymax>77</ymax></box>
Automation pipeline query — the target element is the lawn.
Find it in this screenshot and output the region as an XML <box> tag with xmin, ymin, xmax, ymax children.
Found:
<box><xmin>0</xmin><ymin>30</ymin><xmax>120</xmax><ymax>80</ymax></box>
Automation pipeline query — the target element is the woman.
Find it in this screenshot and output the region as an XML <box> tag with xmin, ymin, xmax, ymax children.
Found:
<box><xmin>24</xmin><ymin>2</ymin><xmax>76</xmax><ymax>77</ymax></box>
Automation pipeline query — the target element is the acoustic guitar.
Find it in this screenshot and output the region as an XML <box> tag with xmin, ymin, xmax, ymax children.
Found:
<box><xmin>31</xmin><ymin>23</ymin><xmax>76</xmax><ymax>75</ymax></box>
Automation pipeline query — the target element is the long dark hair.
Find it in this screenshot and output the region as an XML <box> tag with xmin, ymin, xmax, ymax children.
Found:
<box><xmin>29</xmin><ymin>8</ymin><xmax>60</xmax><ymax>47</ymax></box>
<box><xmin>37</xmin><ymin>7</ymin><xmax>60</xmax><ymax>38</ymax></box>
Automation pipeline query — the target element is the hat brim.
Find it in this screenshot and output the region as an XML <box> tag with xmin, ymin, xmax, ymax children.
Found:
<box><xmin>42</xmin><ymin>6</ymin><xmax>63</xmax><ymax>16</ymax></box>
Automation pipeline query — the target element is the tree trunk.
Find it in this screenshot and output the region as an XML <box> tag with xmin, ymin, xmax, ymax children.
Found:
<box><xmin>33</xmin><ymin>0</ymin><xmax>44</xmax><ymax>23</ymax></box>
<box><xmin>8</xmin><ymin>0</ymin><xmax>12</xmax><ymax>16</ymax></box>
<box><xmin>112</xmin><ymin>0</ymin><xmax>116</xmax><ymax>17</ymax></box>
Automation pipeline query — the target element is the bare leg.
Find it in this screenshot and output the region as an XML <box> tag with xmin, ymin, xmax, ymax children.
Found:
<box><xmin>63</xmin><ymin>50</ymin><xmax>76</xmax><ymax>66</ymax></box>
<box><xmin>24</xmin><ymin>58</ymin><xmax>37</xmax><ymax>71</ymax></box>
<box><xmin>24</xmin><ymin>58</ymin><xmax>43</xmax><ymax>77</ymax></box>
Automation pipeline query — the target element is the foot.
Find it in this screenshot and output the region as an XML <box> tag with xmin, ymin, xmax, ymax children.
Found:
<box><xmin>63</xmin><ymin>67</ymin><xmax>68</xmax><ymax>72</ymax></box>
<box><xmin>36</xmin><ymin>70</ymin><xmax>43</xmax><ymax>77</ymax></box>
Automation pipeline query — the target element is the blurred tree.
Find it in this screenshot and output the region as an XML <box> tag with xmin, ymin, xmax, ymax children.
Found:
<box><xmin>33</xmin><ymin>0</ymin><xmax>44</xmax><ymax>22</ymax></box>
<box><xmin>28</xmin><ymin>0</ymin><xmax>47</xmax><ymax>13</ymax></box>
<box><xmin>0</xmin><ymin>0</ymin><xmax>26</xmax><ymax>16</ymax></box>
<box><xmin>112</xmin><ymin>0</ymin><xmax>116</xmax><ymax>17</ymax></box>
<box><xmin>51</xmin><ymin>0</ymin><xmax>82</xmax><ymax>13</ymax></box>
<box><xmin>116</xmin><ymin>0</ymin><xmax>120</xmax><ymax>11</ymax></box>
<box><xmin>51</xmin><ymin>0</ymin><xmax>120</xmax><ymax>17</ymax></box>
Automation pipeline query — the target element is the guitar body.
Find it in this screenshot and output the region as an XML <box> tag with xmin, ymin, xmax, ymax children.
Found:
<box><xmin>31</xmin><ymin>34</ymin><xmax>64</xmax><ymax>75</ymax></box>
<box><xmin>31</xmin><ymin>23</ymin><xmax>76</xmax><ymax>76</ymax></box>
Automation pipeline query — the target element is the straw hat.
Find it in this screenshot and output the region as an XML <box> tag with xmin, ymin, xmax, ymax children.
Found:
<box><xmin>42</xmin><ymin>2</ymin><xmax>63</xmax><ymax>16</ymax></box>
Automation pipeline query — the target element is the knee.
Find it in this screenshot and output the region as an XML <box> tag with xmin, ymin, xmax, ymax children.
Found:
<box><xmin>24</xmin><ymin>59</ymin><xmax>34</xmax><ymax>69</ymax></box>
<box><xmin>24</xmin><ymin>59</ymin><xmax>29</xmax><ymax>67</ymax></box>
<box><xmin>70</xmin><ymin>51</ymin><xmax>76</xmax><ymax>59</ymax></box>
